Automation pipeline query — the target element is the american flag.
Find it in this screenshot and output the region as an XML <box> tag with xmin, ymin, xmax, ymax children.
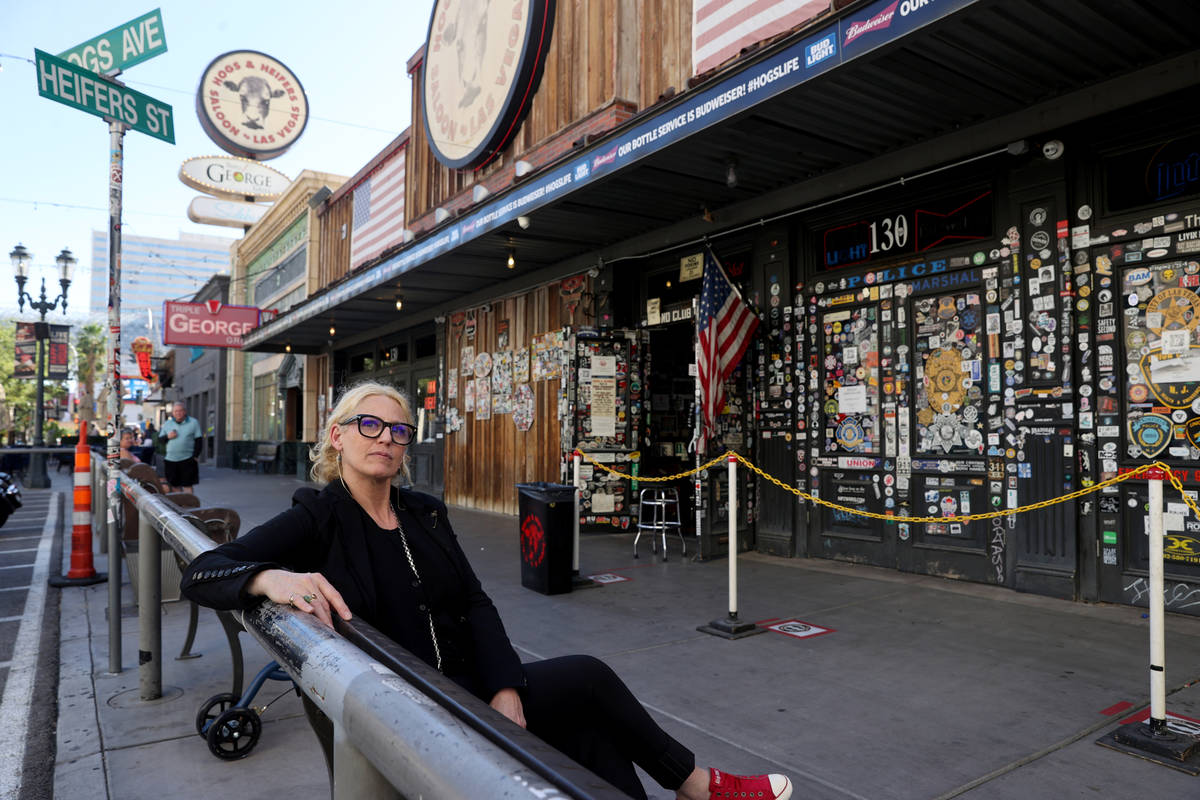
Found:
<box><xmin>693</xmin><ymin>0</ymin><xmax>828</xmax><ymax>74</ymax></box>
<box><xmin>697</xmin><ymin>249</ymin><xmax>758</xmax><ymax>451</ymax></box>
<box><xmin>350</xmin><ymin>149</ymin><xmax>407</xmax><ymax>269</ymax></box>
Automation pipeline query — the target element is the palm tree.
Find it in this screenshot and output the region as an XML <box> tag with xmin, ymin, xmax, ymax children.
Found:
<box><xmin>75</xmin><ymin>323</ymin><xmax>105</xmax><ymax>425</ymax></box>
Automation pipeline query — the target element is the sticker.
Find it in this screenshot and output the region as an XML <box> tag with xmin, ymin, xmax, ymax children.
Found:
<box><xmin>1145</xmin><ymin>287</ymin><xmax>1200</xmax><ymax>336</ymax></box>
<box><xmin>1128</xmin><ymin>413</ymin><xmax>1173</xmax><ymax>458</ymax></box>
<box><xmin>1140</xmin><ymin>347</ymin><xmax>1200</xmax><ymax>409</ymax></box>
<box><xmin>588</xmin><ymin>573</ymin><xmax>630</xmax><ymax>584</ymax></box>
<box><xmin>762</xmin><ymin>619</ymin><xmax>835</xmax><ymax>640</ymax></box>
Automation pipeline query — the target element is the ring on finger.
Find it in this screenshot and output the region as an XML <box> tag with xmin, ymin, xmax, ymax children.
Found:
<box><xmin>302</xmin><ymin>594</ymin><xmax>315</xmax><ymax>604</ymax></box>
<box><xmin>288</xmin><ymin>593</ymin><xmax>296</xmax><ymax>607</ymax></box>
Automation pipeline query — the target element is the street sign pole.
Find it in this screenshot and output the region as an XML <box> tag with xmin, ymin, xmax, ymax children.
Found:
<box><xmin>106</xmin><ymin>120</ymin><xmax>125</xmax><ymax>675</ymax></box>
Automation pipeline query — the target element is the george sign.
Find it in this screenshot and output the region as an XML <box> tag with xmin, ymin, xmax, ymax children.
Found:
<box><xmin>163</xmin><ymin>300</ymin><xmax>261</xmax><ymax>348</ymax></box>
<box><xmin>34</xmin><ymin>49</ymin><xmax>174</xmax><ymax>143</ymax></box>
<box><xmin>14</xmin><ymin>323</ymin><xmax>36</xmax><ymax>380</ymax></box>
<box><xmin>48</xmin><ymin>325</ymin><xmax>70</xmax><ymax>380</ymax></box>
<box><xmin>187</xmin><ymin>195</ymin><xmax>269</xmax><ymax>228</ymax></box>
<box><xmin>57</xmin><ymin>8</ymin><xmax>167</xmax><ymax>76</ymax></box>
<box><xmin>179</xmin><ymin>155</ymin><xmax>290</xmax><ymax>199</ymax></box>
<box><xmin>195</xmin><ymin>50</ymin><xmax>309</xmax><ymax>160</ymax></box>
<box><xmin>422</xmin><ymin>0</ymin><xmax>557</xmax><ymax>169</ymax></box>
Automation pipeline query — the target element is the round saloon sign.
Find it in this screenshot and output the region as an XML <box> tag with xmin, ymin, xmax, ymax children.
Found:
<box><xmin>195</xmin><ymin>50</ymin><xmax>309</xmax><ymax>160</ymax></box>
<box><xmin>423</xmin><ymin>0</ymin><xmax>556</xmax><ymax>170</ymax></box>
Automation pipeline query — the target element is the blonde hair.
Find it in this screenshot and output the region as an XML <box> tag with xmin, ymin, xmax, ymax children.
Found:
<box><xmin>309</xmin><ymin>380</ymin><xmax>415</xmax><ymax>485</ymax></box>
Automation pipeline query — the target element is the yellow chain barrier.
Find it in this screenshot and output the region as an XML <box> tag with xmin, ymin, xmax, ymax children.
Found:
<box><xmin>574</xmin><ymin>449</ymin><xmax>1200</xmax><ymax>525</ymax></box>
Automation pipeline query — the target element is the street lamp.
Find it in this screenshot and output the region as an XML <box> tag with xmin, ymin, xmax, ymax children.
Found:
<box><xmin>9</xmin><ymin>243</ymin><xmax>74</xmax><ymax>489</ymax></box>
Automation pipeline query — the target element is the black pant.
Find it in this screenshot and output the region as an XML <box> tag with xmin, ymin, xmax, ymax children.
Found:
<box><xmin>521</xmin><ymin>655</ymin><xmax>696</xmax><ymax>798</ymax></box>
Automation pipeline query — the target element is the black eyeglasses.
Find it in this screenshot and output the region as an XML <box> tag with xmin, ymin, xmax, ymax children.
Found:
<box><xmin>340</xmin><ymin>414</ymin><xmax>416</xmax><ymax>444</ymax></box>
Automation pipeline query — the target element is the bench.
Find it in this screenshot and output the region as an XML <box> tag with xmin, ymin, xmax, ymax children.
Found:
<box><xmin>240</xmin><ymin>442</ymin><xmax>278</xmax><ymax>473</ymax></box>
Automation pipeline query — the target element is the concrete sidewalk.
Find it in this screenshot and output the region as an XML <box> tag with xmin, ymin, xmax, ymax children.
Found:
<box><xmin>52</xmin><ymin>464</ymin><xmax>1200</xmax><ymax>798</ymax></box>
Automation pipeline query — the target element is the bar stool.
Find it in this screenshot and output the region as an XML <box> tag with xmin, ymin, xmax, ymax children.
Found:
<box><xmin>635</xmin><ymin>487</ymin><xmax>684</xmax><ymax>561</ymax></box>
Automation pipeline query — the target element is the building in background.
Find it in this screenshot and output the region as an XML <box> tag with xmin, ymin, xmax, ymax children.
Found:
<box><xmin>88</xmin><ymin>230</ymin><xmax>235</xmax><ymax>339</ymax></box>
<box><xmin>168</xmin><ymin>275</ymin><xmax>232</xmax><ymax>467</ymax></box>
<box><xmin>227</xmin><ymin>170</ymin><xmax>346</xmax><ymax>473</ymax></box>
<box><xmin>242</xmin><ymin>0</ymin><xmax>1200</xmax><ymax>615</ymax></box>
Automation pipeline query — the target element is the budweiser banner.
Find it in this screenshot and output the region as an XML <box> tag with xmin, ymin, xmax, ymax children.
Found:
<box><xmin>163</xmin><ymin>300</ymin><xmax>261</xmax><ymax>348</ymax></box>
<box><xmin>48</xmin><ymin>324</ymin><xmax>70</xmax><ymax>381</ymax></box>
<box><xmin>14</xmin><ymin>323</ymin><xmax>36</xmax><ymax>379</ymax></box>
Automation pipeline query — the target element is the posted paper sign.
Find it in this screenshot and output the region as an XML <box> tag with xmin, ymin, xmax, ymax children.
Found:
<box><xmin>838</xmin><ymin>383</ymin><xmax>867</xmax><ymax>414</ymax></box>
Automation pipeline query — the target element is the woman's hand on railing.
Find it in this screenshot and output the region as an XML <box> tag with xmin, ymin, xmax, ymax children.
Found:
<box><xmin>489</xmin><ymin>687</ymin><xmax>527</xmax><ymax>729</ymax></box>
<box><xmin>249</xmin><ymin>568</ymin><xmax>352</xmax><ymax>627</ymax></box>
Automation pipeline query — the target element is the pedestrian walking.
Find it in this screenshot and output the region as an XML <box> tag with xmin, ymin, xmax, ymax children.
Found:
<box><xmin>181</xmin><ymin>381</ymin><xmax>792</xmax><ymax>800</ymax></box>
<box><xmin>160</xmin><ymin>401</ymin><xmax>202</xmax><ymax>493</ymax></box>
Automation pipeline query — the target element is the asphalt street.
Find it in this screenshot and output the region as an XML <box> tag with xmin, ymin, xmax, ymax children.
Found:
<box><xmin>0</xmin><ymin>483</ymin><xmax>64</xmax><ymax>800</ymax></box>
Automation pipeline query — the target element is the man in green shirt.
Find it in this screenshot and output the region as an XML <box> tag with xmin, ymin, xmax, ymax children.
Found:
<box><xmin>160</xmin><ymin>401</ymin><xmax>202</xmax><ymax>493</ymax></box>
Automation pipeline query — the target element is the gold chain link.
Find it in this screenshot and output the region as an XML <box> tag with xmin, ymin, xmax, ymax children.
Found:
<box><xmin>574</xmin><ymin>450</ymin><xmax>1198</xmax><ymax>525</ymax></box>
<box><xmin>575</xmin><ymin>449</ymin><xmax>730</xmax><ymax>482</ymax></box>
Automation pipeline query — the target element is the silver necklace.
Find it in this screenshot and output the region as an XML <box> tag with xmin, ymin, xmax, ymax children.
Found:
<box><xmin>391</xmin><ymin>506</ymin><xmax>443</xmax><ymax>672</ymax></box>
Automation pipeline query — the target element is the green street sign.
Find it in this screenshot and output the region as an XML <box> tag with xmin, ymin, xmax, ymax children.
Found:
<box><xmin>35</xmin><ymin>49</ymin><xmax>174</xmax><ymax>143</ymax></box>
<box><xmin>57</xmin><ymin>8</ymin><xmax>166</xmax><ymax>75</ymax></box>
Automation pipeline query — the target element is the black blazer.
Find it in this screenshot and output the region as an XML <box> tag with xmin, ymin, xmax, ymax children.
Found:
<box><xmin>180</xmin><ymin>481</ymin><xmax>525</xmax><ymax>698</ymax></box>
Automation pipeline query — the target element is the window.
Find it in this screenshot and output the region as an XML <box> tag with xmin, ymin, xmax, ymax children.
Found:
<box><xmin>414</xmin><ymin>333</ymin><xmax>437</xmax><ymax>360</ymax></box>
<box><xmin>349</xmin><ymin>351</ymin><xmax>376</xmax><ymax>374</ymax></box>
<box><xmin>253</xmin><ymin>373</ymin><xmax>281</xmax><ymax>441</ymax></box>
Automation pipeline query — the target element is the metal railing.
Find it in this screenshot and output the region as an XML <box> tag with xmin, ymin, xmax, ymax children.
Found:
<box><xmin>95</xmin><ymin>453</ymin><xmax>624</xmax><ymax>799</ymax></box>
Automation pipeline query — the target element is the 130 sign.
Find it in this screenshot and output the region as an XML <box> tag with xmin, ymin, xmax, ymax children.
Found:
<box><xmin>820</xmin><ymin>189</ymin><xmax>993</xmax><ymax>271</ymax></box>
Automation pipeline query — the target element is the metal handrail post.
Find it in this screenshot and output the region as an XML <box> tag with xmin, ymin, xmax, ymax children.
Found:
<box><xmin>137</xmin><ymin>504</ymin><xmax>160</xmax><ymax>699</ymax></box>
<box><xmin>333</xmin><ymin>726</ymin><xmax>401</xmax><ymax>800</ymax></box>
<box><xmin>103</xmin><ymin>455</ymin><xmax>121</xmax><ymax>673</ymax></box>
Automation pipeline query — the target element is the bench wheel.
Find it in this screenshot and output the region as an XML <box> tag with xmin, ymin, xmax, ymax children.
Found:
<box><xmin>196</xmin><ymin>692</ymin><xmax>239</xmax><ymax>737</ymax></box>
<box><xmin>206</xmin><ymin>707</ymin><xmax>261</xmax><ymax>760</ymax></box>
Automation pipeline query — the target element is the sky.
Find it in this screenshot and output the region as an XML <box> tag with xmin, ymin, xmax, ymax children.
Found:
<box><xmin>0</xmin><ymin>0</ymin><xmax>432</xmax><ymax>316</ymax></box>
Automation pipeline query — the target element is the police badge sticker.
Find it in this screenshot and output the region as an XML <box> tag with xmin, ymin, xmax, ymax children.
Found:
<box><xmin>1140</xmin><ymin>346</ymin><xmax>1200</xmax><ymax>409</ymax></box>
<box><xmin>1128</xmin><ymin>413</ymin><xmax>1173</xmax><ymax>458</ymax></box>
<box><xmin>835</xmin><ymin>417</ymin><xmax>867</xmax><ymax>452</ymax></box>
<box><xmin>1184</xmin><ymin>417</ymin><xmax>1200</xmax><ymax>451</ymax></box>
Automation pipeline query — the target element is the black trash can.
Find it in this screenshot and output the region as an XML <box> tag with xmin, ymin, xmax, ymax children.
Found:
<box><xmin>516</xmin><ymin>482</ymin><xmax>576</xmax><ymax>595</ymax></box>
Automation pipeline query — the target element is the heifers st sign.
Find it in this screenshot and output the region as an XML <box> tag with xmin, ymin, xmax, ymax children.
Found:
<box><xmin>35</xmin><ymin>49</ymin><xmax>174</xmax><ymax>143</ymax></box>
<box><xmin>163</xmin><ymin>300</ymin><xmax>260</xmax><ymax>348</ymax></box>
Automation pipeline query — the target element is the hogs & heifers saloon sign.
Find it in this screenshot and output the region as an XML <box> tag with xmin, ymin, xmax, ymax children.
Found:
<box><xmin>164</xmin><ymin>300</ymin><xmax>260</xmax><ymax>348</ymax></box>
<box><xmin>195</xmin><ymin>50</ymin><xmax>308</xmax><ymax>160</ymax></box>
<box><xmin>423</xmin><ymin>0</ymin><xmax>556</xmax><ymax>169</ymax></box>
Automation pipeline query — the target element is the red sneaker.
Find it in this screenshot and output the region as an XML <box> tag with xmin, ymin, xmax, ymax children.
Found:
<box><xmin>708</xmin><ymin>768</ymin><xmax>792</xmax><ymax>799</ymax></box>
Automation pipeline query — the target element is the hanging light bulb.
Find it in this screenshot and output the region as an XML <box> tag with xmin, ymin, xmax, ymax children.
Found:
<box><xmin>395</xmin><ymin>294</ymin><xmax>404</xmax><ymax>311</ymax></box>
<box><xmin>507</xmin><ymin>251</ymin><xmax>515</xmax><ymax>269</ymax></box>
<box><xmin>329</xmin><ymin>321</ymin><xmax>336</xmax><ymax>337</ymax></box>
<box><xmin>285</xmin><ymin>343</ymin><xmax>292</xmax><ymax>353</ymax></box>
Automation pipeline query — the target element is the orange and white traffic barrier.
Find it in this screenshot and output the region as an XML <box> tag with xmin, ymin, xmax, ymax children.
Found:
<box><xmin>65</xmin><ymin>419</ymin><xmax>101</xmax><ymax>582</ymax></box>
